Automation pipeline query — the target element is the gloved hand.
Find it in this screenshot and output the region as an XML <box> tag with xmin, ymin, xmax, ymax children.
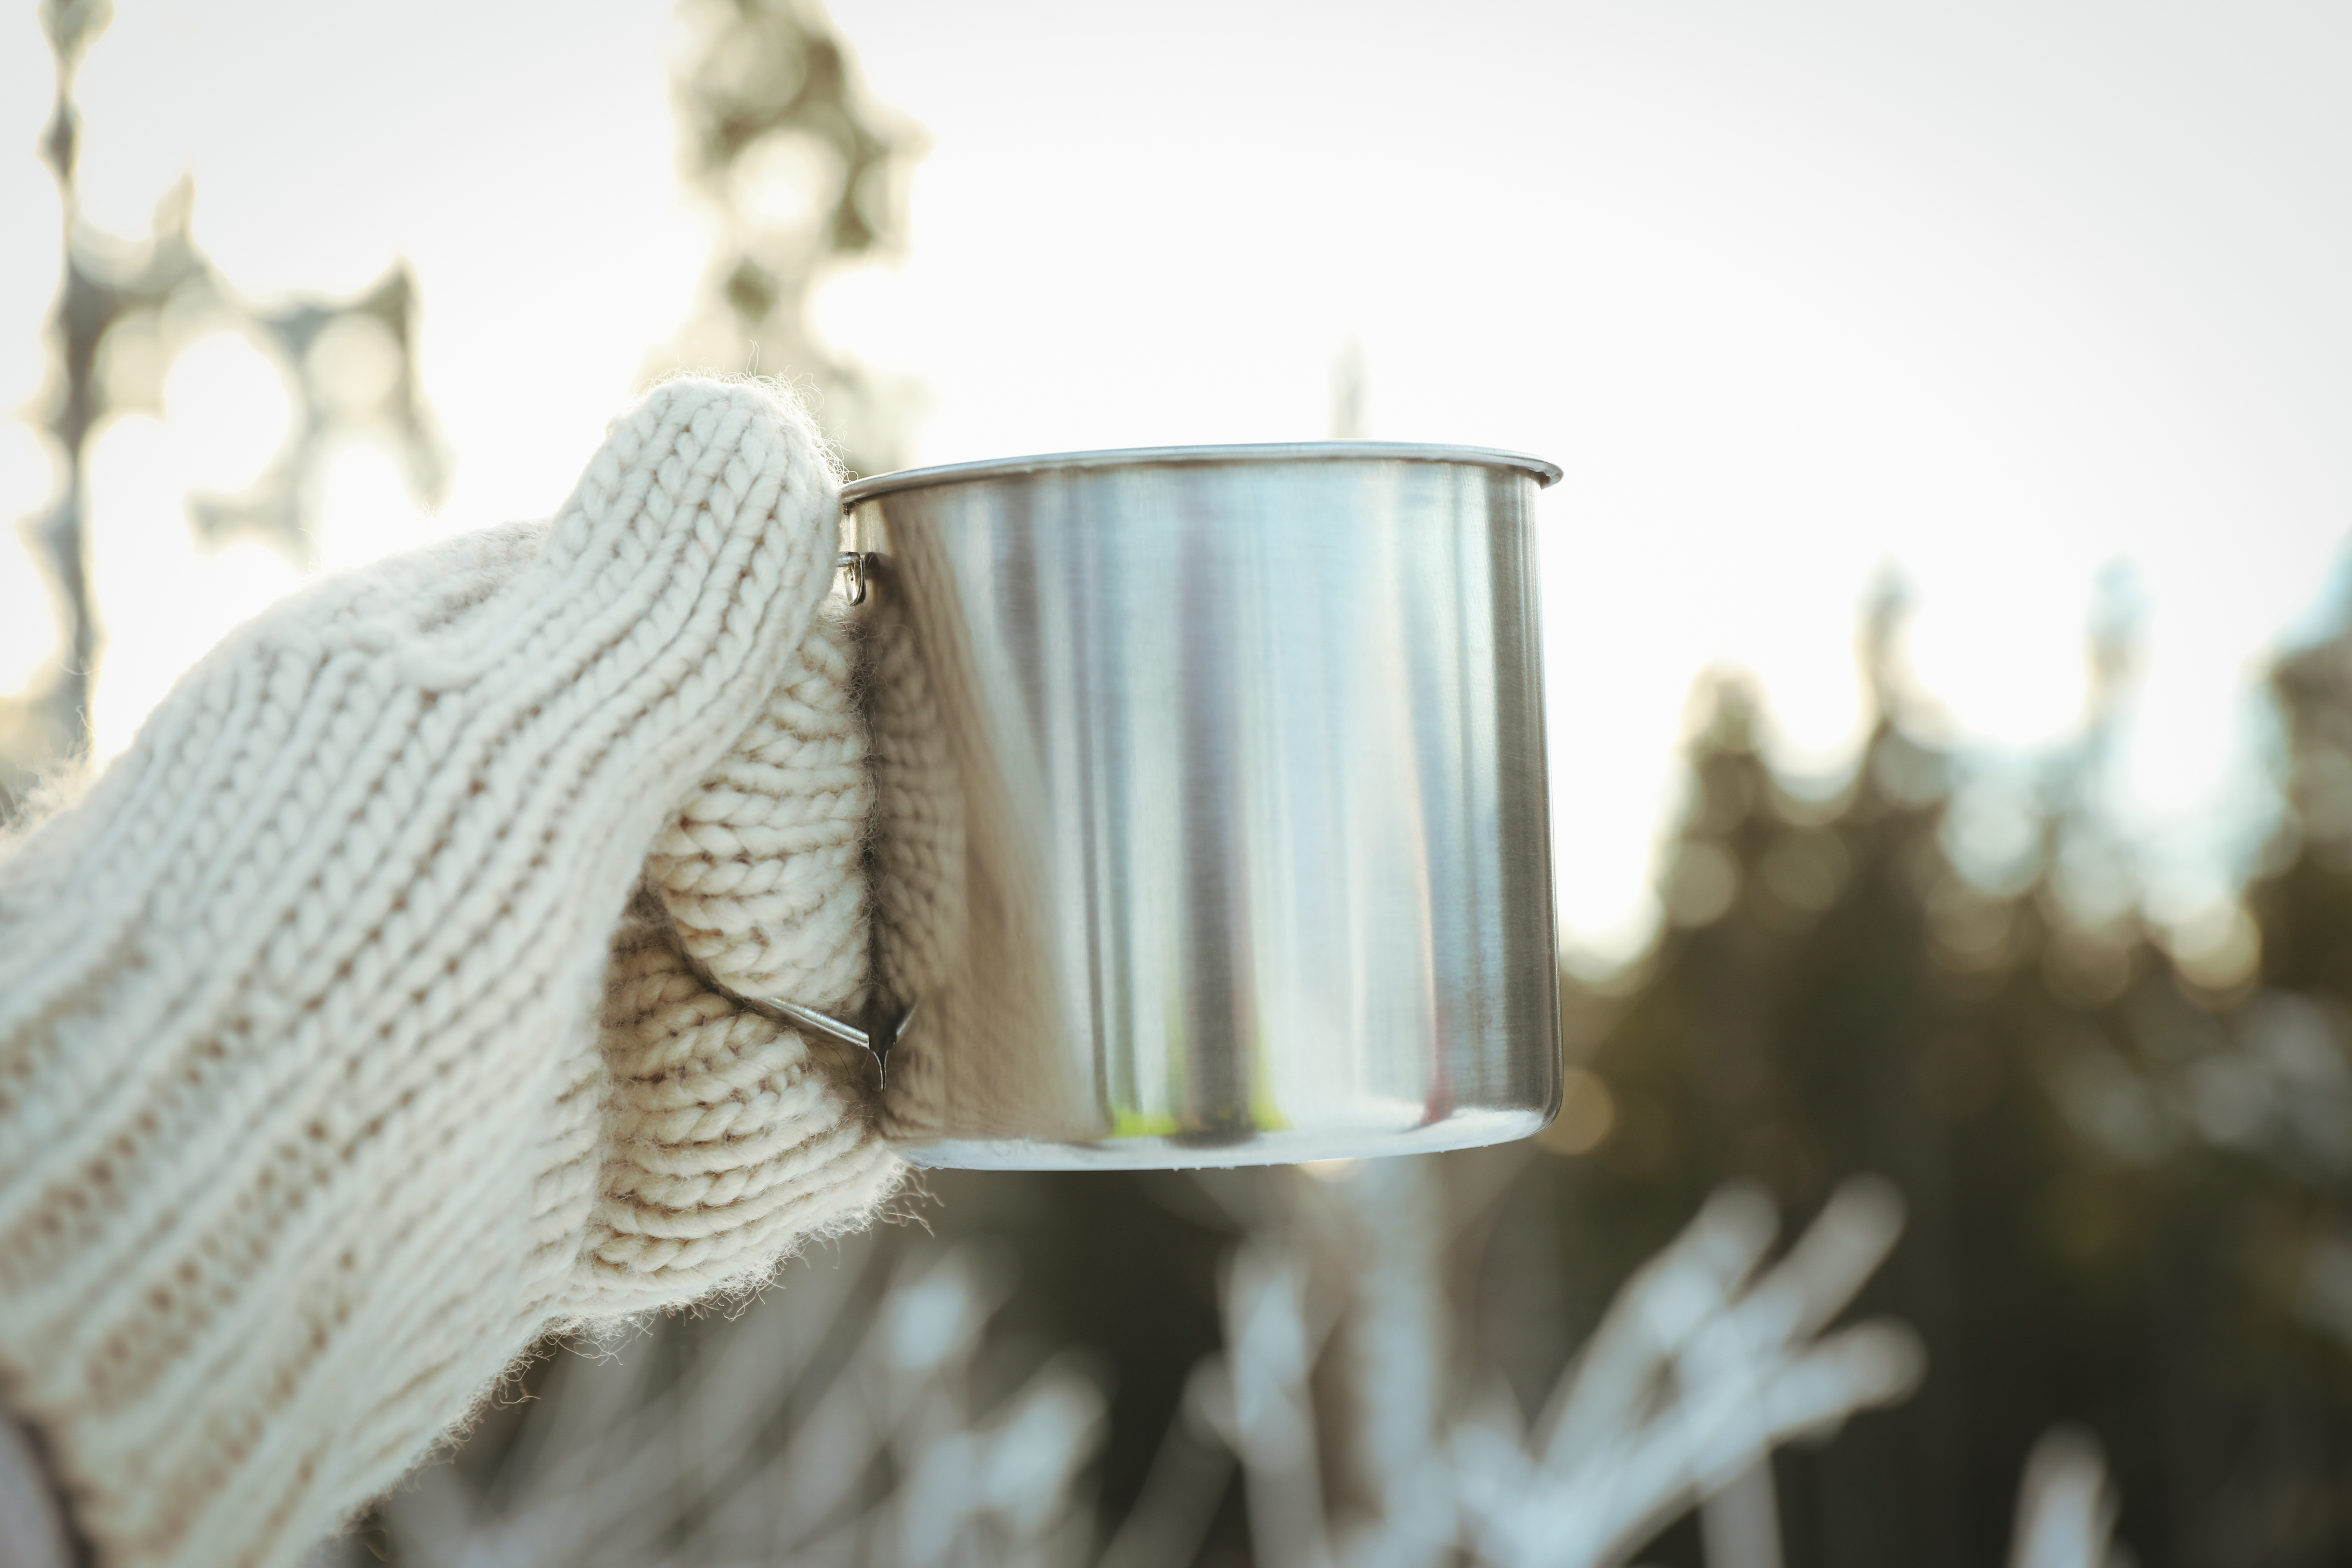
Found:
<box><xmin>0</xmin><ymin>377</ymin><xmax>903</xmax><ymax>1568</ymax></box>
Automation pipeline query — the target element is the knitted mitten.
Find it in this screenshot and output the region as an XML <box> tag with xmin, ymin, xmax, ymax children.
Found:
<box><xmin>0</xmin><ymin>378</ymin><xmax>903</xmax><ymax>1568</ymax></box>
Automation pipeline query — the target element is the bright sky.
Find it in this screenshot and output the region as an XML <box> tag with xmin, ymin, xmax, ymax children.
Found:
<box><xmin>3</xmin><ymin>0</ymin><xmax>2348</xmax><ymax>967</ymax></box>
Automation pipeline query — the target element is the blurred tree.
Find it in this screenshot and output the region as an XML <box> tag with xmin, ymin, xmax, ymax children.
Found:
<box><xmin>7</xmin><ymin>0</ymin><xmax>922</xmax><ymax>821</ymax></box>
<box><xmin>658</xmin><ymin>0</ymin><xmax>921</xmax><ymax>478</ymax></box>
<box><xmin>2262</xmin><ymin>617</ymin><xmax>2352</xmax><ymax>1010</ymax></box>
<box><xmin>1536</xmin><ymin>583</ymin><xmax>2352</xmax><ymax>1568</ymax></box>
<box><xmin>4</xmin><ymin>0</ymin><xmax>446</xmax><ymax>817</ymax></box>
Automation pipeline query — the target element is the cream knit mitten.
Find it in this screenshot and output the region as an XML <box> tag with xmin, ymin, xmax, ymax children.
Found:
<box><xmin>0</xmin><ymin>378</ymin><xmax>903</xmax><ymax>1567</ymax></box>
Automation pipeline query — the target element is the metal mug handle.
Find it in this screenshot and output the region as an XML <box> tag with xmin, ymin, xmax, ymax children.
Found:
<box><xmin>646</xmin><ymin>546</ymin><xmax>909</xmax><ymax>1084</ymax></box>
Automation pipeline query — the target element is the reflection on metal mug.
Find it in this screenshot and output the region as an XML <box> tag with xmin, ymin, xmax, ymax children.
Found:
<box><xmin>825</xmin><ymin>442</ymin><xmax>1561</xmax><ymax>1170</ymax></box>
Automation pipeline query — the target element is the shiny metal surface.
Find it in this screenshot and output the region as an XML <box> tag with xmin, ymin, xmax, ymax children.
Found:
<box><xmin>846</xmin><ymin>442</ymin><xmax>1560</xmax><ymax>1169</ymax></box>
<box><xmin>833</xmin><ymin>550</ymin><xmax>873</xmax><ymax>606</ymax></box>
<box><xmin>737</xmin><ymin>992</ymin><xmax>915</xmax><ymax>1072</ymax></box>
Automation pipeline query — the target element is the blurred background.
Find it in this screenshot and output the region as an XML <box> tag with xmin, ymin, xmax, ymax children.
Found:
<box><xmin>6</xmin><ymin>0</ymin><xmax>2352</xmax><ymax>1562</ymax></box>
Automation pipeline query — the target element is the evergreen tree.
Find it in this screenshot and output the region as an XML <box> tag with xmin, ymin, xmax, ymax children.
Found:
<box><xmin>1543</xmin><ymin>596</ymin><xmax>2352</xmax><ymax>1567</ymax></box>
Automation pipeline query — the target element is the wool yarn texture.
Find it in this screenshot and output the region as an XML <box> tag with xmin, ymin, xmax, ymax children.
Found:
<box><xmin>0</xmin><ymin>378</ymin><xmax>904</xmax><ymax>1568</ymax></box>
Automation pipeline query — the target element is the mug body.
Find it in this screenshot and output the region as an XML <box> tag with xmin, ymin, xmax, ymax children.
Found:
<box><xmin>846</xmin><ymin>443</ymin><xmax>1560</xmax><ymax>1169</ymax></box>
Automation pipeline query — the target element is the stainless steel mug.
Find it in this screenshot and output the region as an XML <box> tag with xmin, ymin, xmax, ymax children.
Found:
<box><xmin>841</xmin><ymin>442</ymin><xmax>1561</xmax><ymax>1169</ymax></box>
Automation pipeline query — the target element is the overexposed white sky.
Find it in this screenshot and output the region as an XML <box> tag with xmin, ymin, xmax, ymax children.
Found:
<box><xmin>2</xmin><ymin>0</ymin><xmax>2348</xmax><ymax>964</ymax></box>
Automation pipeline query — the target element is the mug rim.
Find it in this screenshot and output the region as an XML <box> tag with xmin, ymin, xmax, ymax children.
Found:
<box><xmin>840</xmin><ymin>441</ymin><xmax>1563</xmax><ymax>508</ymax></box>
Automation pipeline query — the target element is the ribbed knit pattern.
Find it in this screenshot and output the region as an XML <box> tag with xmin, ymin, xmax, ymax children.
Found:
<box><xmin>648</xmin><ymin>604</ymin><xmax>871</xmax><ymax>1016</ymax></box>
<box><xmin>0</xmin><ymin>378</ymin><xmax>902</xmax><ymax>1568</ymax></box>
<box><xmin>584</xmin><ymin>603</ymin><xmax>887</xmax><ymax>1306</ymax></box>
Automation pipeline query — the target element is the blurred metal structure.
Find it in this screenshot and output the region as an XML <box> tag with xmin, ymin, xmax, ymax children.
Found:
<box><xmin>844</xmin><ymin>443</ymin><xmax>1564</xmax><ymax>1168</ymax></box>
<box><xmin>7</xmin><ymin>0</ymin><xmax>444</xmax><ymax>810</ymax></box>
<box><xmin>663</xmin><ymin>0</ymin><xmax>921</xmax><ymax>478</ymax></box>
